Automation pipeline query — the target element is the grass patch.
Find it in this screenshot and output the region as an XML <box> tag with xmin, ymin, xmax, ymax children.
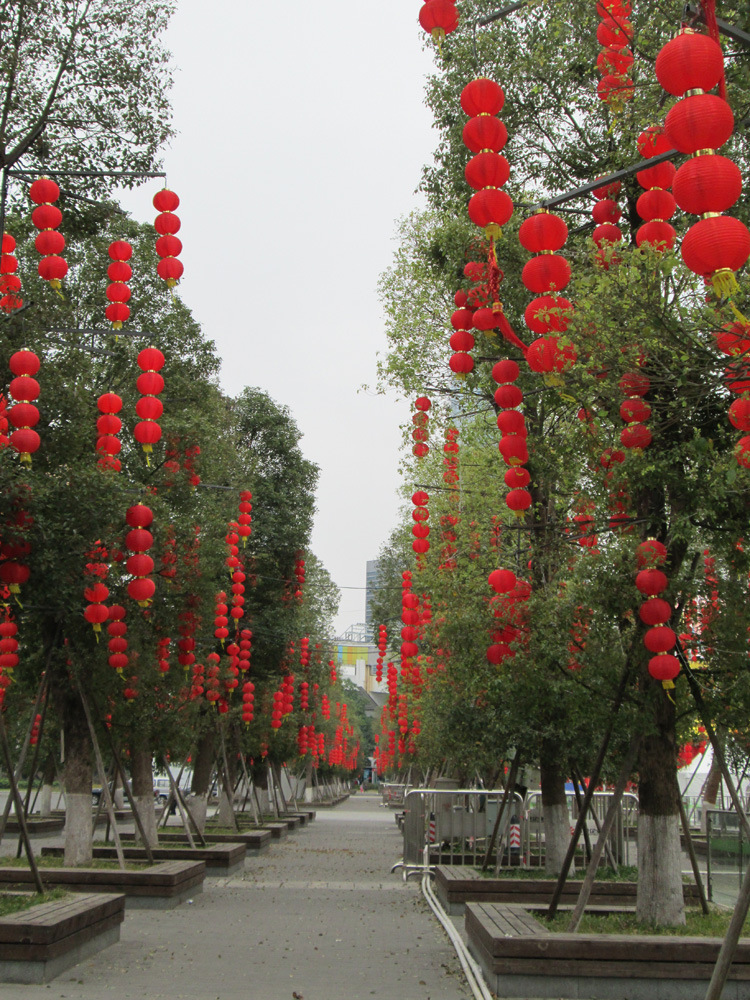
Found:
<box><xmin>543</xmin><ymin>908</ymin><xmax>743</xmax><ymax>937</ymax></box>
<box><xmin>0</xmin><ymin>889</ymin><xmax>68</xmax><ymax>917</ymax></box>
<box><xmin>473</xmin><ymin>865</ymin><xmax>639</xmax><ymax>882</ymax></box>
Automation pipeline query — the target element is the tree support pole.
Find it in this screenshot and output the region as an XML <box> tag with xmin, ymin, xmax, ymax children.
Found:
<box><xmin>158</xmin><ymin>753</ymin><xmax>191</xmax><ymax>829</ymax></box>
<box><xmin>547</xmin><ymin>659</ymin><xmax>634</xmax><ymax>920</ymax></box>
<box><xmin>482</xmin><ymin>754</ymin><xmax>519</xmax><ymax>871</ymax></box>
<box><xmin>79</xmin><ymin>686</ymin><xmax>154</xmax><ymax>864</ymax></box>
<box><xmin>161</xmin><ymin>755</ymin><xmax>200</xmax><ymax>848</ymax></box>
<box><xmin>571</xmin><ymin>764</ymin><xmax>619</xmax><ymax>871</ymax></box>
<box><xmin>567</xmin><ymin>737</ymin><xmax>640</xmax><ymax>931</ymax></box>
<box><xmin>0</xmin><ymin>672</ymin><xmax>48</xmax><ymax>844</ymax></box>
<box><xmin>569</xmin><ymin>765</ymin><xmax>593</xmax><ymax>864</ymax></box>
<box><xmin>217</xmin><ymin>724</ymin><xmax>239</xmax><ymax>833</ymax></box>
<box><xmin>0</xmin><ymin>711</ymin><xmax>44</xmax><ymax>894</ymax></box>
<box><xmin>704</xmin><ymin>853</ymin><xmax>750</xmax><ymax>1000</ymax></box>
<box><xmin>678</xmin><ymin>782</ymin><xmax>710</xmax><ymax>916</ymax></box>
<box><xmin>76</xmin><ymin>687</ymin><xmax>126</xmax><ymax>870</ymax></box>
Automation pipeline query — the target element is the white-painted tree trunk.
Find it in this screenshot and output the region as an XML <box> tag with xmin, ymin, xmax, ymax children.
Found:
<box><xmin>637</xmin><ymin>812</ymin><xmax>685</xmax><ymax>925</ymax></box>
<box><xmin>63</xmin><ymin>792</ymin><xmax>93</xmax><ymax>866</ymax></box>
<box><xmin>544</xmin><ymin>801</ymin><xmax>573</xmax><ymax>875</ymax></box>
<box><xmin>185</xmin><ymin>792</ymin><xmax>208</xmax><ymax>834</ymax></box>
<box><xmin>39</xmin><ymin>783</ymin><xmax>53</xmax><ymax>817</ymax></box>
<box><xmin>217</xmin><ymin>790</ymin><xmax>235</xmax><ymax>827</ymax></box>
<box><xmin>134</xmin><ymin>794</ymin><xmax>159</xmax><ymax>849</ymax></box>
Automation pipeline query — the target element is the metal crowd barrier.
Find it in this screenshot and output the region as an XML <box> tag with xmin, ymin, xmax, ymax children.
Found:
<box><xmin>397</xmin><ymin>788</ymin><xmax>526</xmax><ymax>873</ymax></box>
<box><xmin>380</xmin><ymin>782</ymin><xmax>412</xmax><ymax>808</ymax></box>
<box><xmin>523</xmin><ymin>790</ymin><xmax>638</xmax><ymax>868</ymax></box>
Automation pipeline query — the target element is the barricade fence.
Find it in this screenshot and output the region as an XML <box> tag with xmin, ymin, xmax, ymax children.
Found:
<box><xmin>399</xmin><ymin>787</ymin><xmax>638</xmax><ymax>872</ymax></box>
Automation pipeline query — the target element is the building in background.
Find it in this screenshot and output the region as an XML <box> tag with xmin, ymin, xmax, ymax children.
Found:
<box><xmin>365</xmin><ymin>559</ymin><xmax>381</xmax><ymax>631</ymax></box>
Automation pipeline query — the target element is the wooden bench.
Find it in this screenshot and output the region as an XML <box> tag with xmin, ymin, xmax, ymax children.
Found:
<box><xmin>122</xmin><ymin>829</ymin><xmax>271</xmax><ymax>853</ymax></box>
<box><xmin>0</xmin><ymin>892</ymin><xmax>124</xmax><ymax>984</ymax></box>
<box><xmin>466</xmin><ymin>901</ymin><xmax>750</xmax><ymax>999</ymax></box>
<box><xmin>434</xmin><ymin>865</ymin><xmax>702</xmax><ymax>915</ymax></box>
<box><xmin>42</xmin><ymin>842</ymin><xmax>246</xmax><ymax>876</ymax></box>
<box><xmin>0</xmin><ymin>860</ymin><xmax>204</xmax><ymax>908</ymax></box>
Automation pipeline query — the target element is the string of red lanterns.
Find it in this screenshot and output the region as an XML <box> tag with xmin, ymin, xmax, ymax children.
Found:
<box><xmin>635</xmin><ymin>539</ymin><xmax>680</xmax><ymax>690</ymax></box>
<box><xmin>30</xmin><ymin>178</ymin><xmax>67</xmax><ymax>290</ymax></box>
<box><xmin>8</xmin><ymin>349</ymin><xmax>41</xmax><ymax>464</ymax></box>
<box><xmin>1</xmin><ymin>234</ymin><xmax>23</xmax><ymax>313</ymax></box>
<box><xmin>412</xmin><ymin>489</ymin><xmax>430</xmax><ymax>559</ymax></box>
<box><xmin>376</xmin><ymin>624</ymin><xmax>387</xmax><ymax>683</ymax></box>
<box><xmin>107</xmin><ymin>604</ymin><xmax>129</xmax><ymax>674</ymax></box>
<box><xmin>656</xmin><ymin>30</ymin><xmax>750</xmax><ymax>299</ymax></box>
<box><xmin>125</xmin><ymin>503</ymin><xmax>155</xmax><ymax>607</ymax></box>
<box><xmin>95</xmin><ymin>391</ymin><xmax>123</xmax><ymax>471</ymax></box>
<box><xmin>635</xmin><ymin>126</ymin><xmax>677</xmax><ymax>251</ymax></box>
<box><xmin>153</xmin><ymin>189</ymin><xmax>184</xmax><ymax>288</ymax></box>
<box><xmin>134</xmin><ymin>346</ymin><xmax>165</xmax><ymax>462</ymax></box>
<box><xmin>595</xmin><ymin>0</ymin><xmax>635</xmax><ymax>112</ymax></box>
<box><xmin>105</xmin><ymin>240</ymin><xmax>133</xmax><ymax>331</ymax></box>
<box><xmin>412</xmin><ymin>397</ymin><xmax>431</xmax><ymax>457</ymax></box>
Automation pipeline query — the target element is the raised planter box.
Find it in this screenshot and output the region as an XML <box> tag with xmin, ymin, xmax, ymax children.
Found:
<box><xmin>3</xmin><ymin>817</ymin><xmax>66</xmax><ymax>836</ymax></box>
<box><xmin>0</xmin><ymin>892</ymin><xmax>124</xmax><ymax>984</ymax></box>
<box><xmin>42</xmin><ymin>842</ymin><xmax>246</xmax><ymax>877</ymax></box>
<box><xmin>434</xmin><ymin>865</ymin><xmax>702</xmax><ymax>915</ymax></box>
<box><xmin>0</xmin><ymin>860</ymin><xmax>204</xmax><ymax>909</ymax></box>
<box><xmin>123</xmin><ymin>829</ymin><xmax>272</xmax><ymax>854</ymax></box>
<box><xmin>211</xmin><ymin>819</ymin><xmax>288</xmax><ymax>841</ymax></box>
<box><xmin>466</xmin><ymin>902</ymin><xmax>750</xmax><ymax>1000</ymax></box>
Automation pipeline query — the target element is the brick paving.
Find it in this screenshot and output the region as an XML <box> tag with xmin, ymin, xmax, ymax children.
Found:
<box><xmin>2</xmin><ymin>792</ymin><xmax>471</xmax><ymax>1000</ymax></box>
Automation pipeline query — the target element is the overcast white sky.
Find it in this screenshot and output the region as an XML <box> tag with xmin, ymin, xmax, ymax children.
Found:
<box><xmin>118</xmin><ymin>2</ymin><xmax>439</xmax><ymax>634</ymax></box>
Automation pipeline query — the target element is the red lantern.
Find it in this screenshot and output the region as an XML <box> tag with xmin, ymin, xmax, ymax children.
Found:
<box><xmin>524</xmin><ymin>294</ymin><xmax>572</xmax><ymax>335</ymax></box>
<box><xmin>467</xmin><ymin>188</ymin><xmax>514</xmax><ymax>239</ymax></box>
<box><xmin>418</xmin><ymin>0</ymin><xmax>458</xmax><ymax>43</ymax></box>
<box><xmin>463</xmin><ymin>116</ymin><xmax>508</xmax><ymax>154</ymax></box>
<box><xmin>620</xmin><ymin>423</ymin><xmax>653</xmax><ymax>449</ymax></box>
<box><xmin>665</xmin><ymin>94</ymin><xmax>733</xmax><ymax>154</ymax></box>
<box><xmin>105</xmin><ymin>241</ymin><xmax>133</xmax><ymax>328</ymax></box>
<box><xmin>461</xmin><ymin>78</ymin><xmax>504</xmax><ymax>116</ymax></box>
<box><xmin>655</xmin><ymin>31</ymin><xmax>724</xmax><ymax>97</ymax></box>
<box><xmin>126</xmin><ymin>505</ymin><xmax>155</xmax><ymax>607</ymax></box>
<box><xmin>681</xmin><ymin>216</ymin><xmax>750</xmax><ymax>297</ymax></box>
<box><xmin>96</xmin><ymin>392</ymin><xmax>122</xmax><ymax>471</ymax></box>
<box><xmin>648</xmin><ymin>654</ymin><xmax>680</xmax><ymax>683</ymax></box>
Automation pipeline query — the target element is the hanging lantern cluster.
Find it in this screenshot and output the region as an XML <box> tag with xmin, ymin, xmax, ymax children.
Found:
<box><xmin>619</xmin><ymin>369</ymin><xmax>652</xmax><ymax>451</ymax></box>
<box><xmin>656</xmin><ymin>30</ymin><xmax>750</xmax><ymax>298</ymax></box>
<box><xmin>83</xmin><ymin>542</ymin><xmax>110</xmax><ymax>637</ymax></box>
<box><xmin>30</xmin><ymin>178</ymin><xmax>67</xmax><ymax>289</ymax></box>
<box><xmin>443</xmin><ymin>427</ymin><xmax>459</xmax><ymax>486</ymax></box>
<box><xmin>241</xmin><ymin>677</ymin><xmax>255</xmax><ymax>725</ymax></box>
<box><xmin>487</xmin><ymin>571</ymin><xmax>530</xmax><ymax>665</ymax></box>
<box><xmin>153</xmin><ymin>189</ymin><xmax>184</xmax><ymax>288</ymax></box>
<box><xmin>572</xmin><ymin>498</ymin><xmax>598</xmax><ymax>550</ymax></box>
<box><xmin>321</xmin><ymin>691</ymin><xmax>331</xmax><ymax>720</ymax></box>
<box><xmin>376</xmin><ymin>624</ymin><xmax>387</xmax><ymax>683</ymax></box>
<box><xmin>0</xmin><ymin>488</ymin><xmax>32</xmax><ymax>600</ymax></box>
<box><xmin>107</xmin><ymin>605</ymin><xmax>129</xmax><ymax>673</ymax></box>
<box><xmin>213</xmin><ymin>590</ymin><xmax>229</xmax><ymax>645</ymax></box>
<box><xmin>183</xmin><ymin>443</ymin><xmax>201</xmax><ymax>488</ymax></box>
<box><xmin>635</xmin><ymin>127</ymin><xmax>677</xmax><ymax>251</ymax></box>
<box><xmin>1</xmin><ymin>396</ymin><xmax>12</xmax><ymax>450</ymax></box>
<box><xmin>177</xmin><ymin>608</ymin><xmax>198</xmax><ymax>669</ymax></box>
<box><xmin>595</xmin><ymin>0</ymin><xmax>634</xmax><ymax>111</ymax></box>
<box><xmin>412</xmin><ymin>397</ymin><xmax>431</xmax><ymax>457</ymax></box>
<box><xmin>160</xmin><ymin>526</ymin><xmax>177</xmax><ymax>580</ymax></box>
<box><xmin>237</xmin><ymin>490</ymin><xmax>252</xmax><ymax>545</ymax></box>
<box><xmin>271</xmin><ymin>674</ymin><xmax>294</xmax><ymax>730</ymax></box>
<box><xmin>29</xmin><ymin>713</ymin><xmax>42</xmax><ymax>746</ymax></box>
<box><xmin>125</xmin><ymin>504</ymin><xmax>155</xmax><ymax>607</ymax></box>
<box><xmin>106</xmin><ymin>241</ymin><xmax>133</xmax><ymax>330</ymax></box>
<box><xmin>223</xmin><ymin>645</ymin><xmax>239</xmax><ymax>696</ymax></box>
<box><xmin>591</xmin><ymin>178</ymin><xmax>624</xmax><ymax>261</ymax></box>
<box><xmin>412</xmin><ymin>490</ymin><xmax>430</xmax><ymax>558</ymax></box>
<box><xmin>189</xmin><ymin>660</ymin><xmax>205</xmax><ymax>700</ymax></box>
<box><xmin>635</xmin><ymin>539</ymin><xmax>679</xmax><ymax>689</ymax></box>
<box><xmin>294</xmin><ymin>554</ymin><xmax>305</xmax><ymax>601</ymax></box>
<box><xmin>238</xmin><ymin>627</ymin><xmax>252</xmax><ymax>672</ymax></box>
<box><xmin>418</xmin><ymin>0</ymin><xmax>458</xmax><ymax>47</ymax></box>
<box><xmin>449</xmin><ymin>294</ymin><xmax>475</xmax><ymax>376</ymax></box>
<box><xmin>300</xmin><ymin>635</ymin><xmax>310</xmax><ymax>672</ymax></box>
<box><xmin>225</xmin><ymin>527</ymin><xmax>241</xmax><ymax>581</ymax></box>
<box><xmin>462</xmin><ymin>78</ymin><xmax>513</xmax><ymax>243</ymax></box>
<box><xmin>401</xmin><ymin>570</ymin><xmax>419</xmax><ymax>666</ymax></box>
<box><xmin>157</xmin><ymin>635</ymin><xmax>170</xmax><ymax>673</ymax></box>
<box><xmin>1</xmin><ymin>233</ymin><xmax>22</xmax><ymax>313</ymax></box>
<box><xmin>519</xmin><ymin>212</ymin><xmax>576</xmax><ymax>376</ymax></box>
<box><xmin>230</xmin><ymin>561</ymin><xmax>246</xmax><ymax>625</ymax></box>
<box><xmin>300</xmin><ymin>680</ymin><xmax>309</xmax><ymax>712</ymax></box>
<box><xmin>328</xmin><ymin>658</ymin><xmax>337</xmax><ymax>685</ymax></box>
<box><xmin>717</xmin><ymin>322</ymin><xmax>750</xmax><ymax>467</ymax></box>
<box><xmin>96</xmin><ymin>391</ymin><xmax>123</xmax><ymax>471</ymax></box>
<box><xmin>0</xmin><ymin>615</ymin><xmax>20</xmax><ymax>693</ymax></box>
<box><xmin>8</xmin><ymin>349</ymin><xmax>41</xmax><ymax>464</ymax></box>
<box><xmin>205</xmin><ymin>652</ymin><xmax>221</xmax><ymax>703</ymax></box>
<box><xmin>134</xmin><ymin>346</ymin><xmax>164</xmax><ymax>462</ymax></box>
<box><xmin>493</xmin><ymin>360</ymin><xmax>532</xmax><ymax>515</ymax></box>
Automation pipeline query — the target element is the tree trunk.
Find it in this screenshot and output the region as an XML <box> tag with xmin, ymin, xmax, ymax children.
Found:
<box><xmin>62</xmin><ymin>693</ymin><xmax>93</xmax><ymax>866</ymax></box>
<box><xmin>131</xmin><ymin>748</ymin><xmax>158</xmax><ymax>849</ymax></box>
<box><xmin>541</xmin><ymin>741</ymin><xmax>572</xmax><ymax>875</ymax></box>
<box><xmin>39</xmin><ymin>752</ymin><xmax>56</xmax><ymax>817</ymax></box>
<box><xmin>637</xmin><ymin>683</ymin><xmax>685</xmax><ymax>925</ymax></box>
<box><xmin>187</xmin><ymin>729</ymin><xmax>215</xmax><ymax>834</ymax></box>
<box><xmin>304</xmin><ymin>757</ymin><xmax>314</xmax><ymax>803</ymax></box>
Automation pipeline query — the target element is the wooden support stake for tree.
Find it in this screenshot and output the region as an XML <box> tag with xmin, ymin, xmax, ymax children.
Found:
<box><xmin>569</xmin><ymin>765</ymin><xmax>593</xmax><ymax>864</ymax></box>
<box><xmin>547</xmin><ymin>658</ymin><xmax>634</xmax><ymax>920</ymax></box>
<box><xmin>680</xmin><ymin>650</ymin><xmax>750</xmax><ymax>841</ymax></box>
<box><xmin>267</xmin><ymin>763</ymin><xmax>279</xmax><ymax>818</ymax></box>
<box><xmin>482</xmin><ymin>753</ymin><xmax>519</xmax><ymax>872</ymax></box>
<box><xmin>158</xmin><ymin>754</ymin><xmax>191</xmax><ymax>829</ymax></box>
<box><xmin>0</xmin><ymin>711</ymin><xmax>44</xmax><ymax>894</ymax></box>
<box><xmin>76</xmin><ymin>689</ymin><xmax>126</xmax><ymax>869</ymax></box>
<box><xmin>571</xmin><ymin>764</ymin><xmax>619</xmax><ymax>871</ymax></box>
<box><xmin>704</xmin><ymin>853</ymin><xmax>750</xmax><ymax>1000</ymax></box>
<box><xmin>567</xmin><ymin>737</ymin><xmax>640</xmax><ymax>932</ymax></box>
<box><xmin>238</xmin><ymin>753</ymin><xmax>259</xmax><ymax>822</ymax></box>
<box><xmin>161</xmin><ymin>754</ymin><xmax>198</xmax><ymax>848</ymax></box>
<box><xmin>273</xmin><ymin>761</ymin><xmax>289</xmax><ymax>813</ymax></box>
<box><xmin>678</xmin><ymin>780</ymin><xmax>710</xmax><ymax>916</ymax></box>
<box><xmin>0</xmin><ymin>672</ymin><xmax>48</xmax><ymax>844</ymax></box>
<box><xmin>22</xmin><ymin>679</ymin><xmax>50</xmax><ymax>818</ymax></box>
<box><xmin>79</xmin><ymin>686</ymin><xmax>156</xmax><ymax>864</ymax></box>
<box><xmin>217</xmin><ymin>724</ymin><xmax>239</xmax><ymax>833</ymax></box>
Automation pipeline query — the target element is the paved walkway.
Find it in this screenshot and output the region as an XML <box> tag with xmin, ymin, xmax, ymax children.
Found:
<box><xmin>4</xmin><ymin>793</ymin><xmax>471</xmax><ymax>1000</ymax></box>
